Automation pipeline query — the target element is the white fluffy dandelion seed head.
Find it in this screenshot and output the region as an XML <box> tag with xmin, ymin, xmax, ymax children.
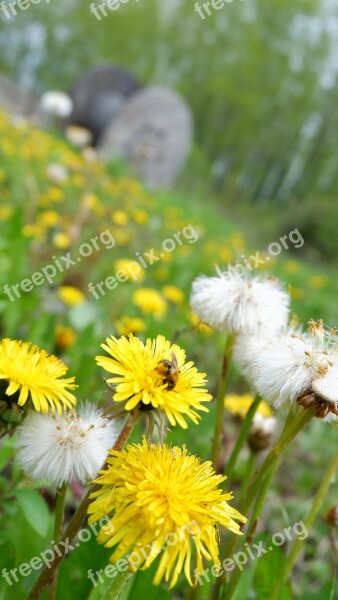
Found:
<box><xmin>40</xmin><ymin>91</ymin><xmax>73</xmax><ymax>118</ymax></box>
<box><xmin>16</xmin><ymin>405</ymin><xmax>118</xmax><ymax>486</ymax></box>
<box><xmin>190</xmin><ymin>269</ymin><xmax>290</xmax><ymax>335</ymax></box>
<box><xmin>246</xmin><ymin>324</ymin><xmax>337</xmax><ymax>410</ymax></box>
<box><xmin>312</xmin><ymin>362</ymin><xmax>338</xmax><ymax>404</ymax></box>
<box><xmin>234</xmin><ymin>333</ymin><xmax>275</xmax><ymax>382</ymax></box>
<box><xmin>251</xmin><ymin>413</ymin><xmax>277</xmax><ymax>435</ymax></box>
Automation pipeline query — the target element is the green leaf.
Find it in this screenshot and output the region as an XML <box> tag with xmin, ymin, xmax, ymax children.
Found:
<box><xmin>253</xmin><ymin>545</ymin><xmax>293</xmax><ymax>600</ymax></box>
<box><xmin>0</xmin><ymin>540</ymin><xmax>16</xmax><ymax>571</ymax></box>
<box><xmin>0</xmin><ymin>446</ymin><xmax>14</xmax><ymax>471</ymax></box>
<box><xmin>329</xmin><ymin>570</ymin><xmax>337</xmax><ymax>600</ymax></box>
<box><xmin>15</xmin><ymin>489</ymin><xmax>51</xmax><ymax>538</ymax></box>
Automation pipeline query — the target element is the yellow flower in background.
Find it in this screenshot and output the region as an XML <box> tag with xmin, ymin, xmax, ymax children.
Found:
<box><xmin>55</xmin><ymin>326</ymin><xmax>76</xmax><ymax>349</ymax></box>
<box><xmin>289</xmin><ymin>286</ymin><xmax>305</xmax><ymax>301</ymax></box>
<box><xmin>83</xmin><ymin>193</ymin><xmax>105</xmax><ymax>217</ymax></box>
<box><xmin>0</xmin><ymin>339</ymin><xmax>77</xmax><ymax>413</ymax></box>
<box><xmin>58</xmin><ymin>286</ymin><xmax>85</xmax><ymax>307</ymax></box>
<box><xmin>162</xmin><ymin>285</ymin><xmax>185</xmax><ymax>304</ymax></box>
<box><xmin>22</xmin><ymin>224</ymin><xmax>44</xmax><ymax>237</ymax></box>
<box><xmin>308</xmin><ymin>275</ymin><xmax>329</xmax><ymax>290</ymax></box>
<box><xmin>219</xmin><ymin>245</ymin><xmax>232</xmax><ymax>263</ymax></box>
<box><xmin>45</xmin><ymin>187</ymin><xmax>64</xmax><ymax>203</ymax></box>
<box><xmin>189</xmin><ymin>311</ymin><xmax>213</xmax><ymax>334</ymax></box>
<box><xmin>0</xmin><ymin>206</ymin><xmax>12</xmax><ymax>220</ymax></box>
<box><xmin>114</xmin><ymin>259</ymin><xmax>145</xmax><ymax>282</ymax></box>
<box><xmin>111</xmin><ymin>229</ymin><xmax>132</xmax><ymax>246</ymax></box>
<box><xmin>52</xmin><ymin>232</ymin><xmax>71</xmax><ymax>249</ymax></box>
<box><xmin>111</xmin><ymin>210</ymin><xmax>129</xmax><ymax>225</ymax></box>
<box><xmin>284</xmin><ymin>260</ymin><xmax>300</xmax><ymax>274</ymax></box>
<box><xmin>132</xmin><ymin>288</ymin><xmax>167</xmax><ymax>319</ymax></box>
<box><xmin>132</xmin><ymin>208</ymin><xmax>148</xmax><ymax>225</ymax></box>
<box><xmin>154</xmin><ymin>266</ymin><xmax>169</xmax><ymax>281</ymax></box>
<box><xmin>38</xmin><ymin>210</ymin><xmax>60</xmax><ymax>228</ymax></box>
<box><xmin>88</xmin><ymin>440</ymin><xmax>246</xmax><ymax>588</ymax></box>
<box><xmin>224</xmin><ymin>394</ymin><xmax>272</xmax><ymax>419</ymax></box>
<box><xmin>114</xmin><ymin>316</ymin><xmax>146</xmax><ymax>336</ymax></box>
<box><xmin>96</xmin><ymin>334</ymin><xmax>212</xmax><ymax>428</ymax></box>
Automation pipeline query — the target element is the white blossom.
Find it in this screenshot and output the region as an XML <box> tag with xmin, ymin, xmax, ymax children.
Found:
<box><xmin>244</xmin><ymin>322</ymin><xmax>337</xmax><ymax>410</ymax></box>
<box><xmin>190</xmin><ymin>269</ymin><xmax>289</xmax><ymax>335</ymax></box>
<box><xmin>40</xmin><ymin>91</ymin><xmax>73</xmax><ymax>118</ymax></box>
<box><xmin>16</xmin><ymin>405</ymin><xmax>117</xmax><ymax>486</ymax></box>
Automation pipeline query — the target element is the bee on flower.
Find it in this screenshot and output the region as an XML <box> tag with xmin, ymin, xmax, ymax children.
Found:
<box><xmin>96</xmin><ymin>334</ymin><xmax>212</xmax><ymax>432</ymax></box>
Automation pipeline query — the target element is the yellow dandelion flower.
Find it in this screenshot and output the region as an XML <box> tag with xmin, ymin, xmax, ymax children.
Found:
<box><xmin>88</xmin><ymin>440</ymin><xmax>246</xmax><ymax>589</ymax></box>
<box><xmin>290</xmin><ymin>286</ymin><xmax>304</xmax><ymax>300</ymax></box>
<box><xmin>114</xmin><ymin>316</ymin><xmax>146</xmax><ymax>336</ymax></box>
<box><xmin>189</xmin><ymin>311</ymin><xmax>213</xmax><ymax>334</ymax></box>
<box><xmin>224</xmin><ymin>394</ymin><xmax>272</xmax><ymax>419</ymax></box>
<box><xmin>284</xmin><ymin>260</ymin><xmax>300</xmax><ymax>274</ymax></box>
<box><xmin>96</xmin><ymin>334</ymin><xmax>212</xmax><ymax>428</ymax></box>
<box><xmin>52</xmin><ymin>232</ymin><xmax>71</xmax><ymax>249</ymax></box>
<box><xmin>22</xmin><ymin>224</ymin><xmax>44</xmax><ymax>238</ymax></box>
<box><xmin>0</xmin><ymin>206</ymin><xmax>13</xmax><ymax>220</ymax></box>
<box><xmin>38</xmin><ymin>210</ymin><xmax>60</xmax><ymax>227</ymax></box>
<box><xmin>55</xmin><ymin>326</ymin><xmax>76</xmax><ymax>349</ymax></box>
<box><xmin>132</xmin><ymin>288</ymin><xmax>167</xmax><ymax>319</ymax></box>
<box><xmin>308</xmin><ymin>275</ymin><xmax>329</xmax><ymax>290</ymax></box>
<box><xmin>0</xmin><ymin>339</ymin><xmax>77</xmax><ymax>413</ymax></box>
<box><xmin>114</xmin><ymin>259</ymin><xmax>145</xmax><ymax>282</ymax></box>
<box><xmin>58</xmin><ymin>286</ymin><xmax>85</xmax><ymax>307</ymax></box>
<box><xmin>111</xmin><ymin>210</ymin><xmax>129</xmax><ymax>225</ymax></box>
<box><xmin>162</xmin><ymin>285</ymin><xmax>185</xmax><ymax>304</ymax></box>
<box><xmin>132</xmin><ymin>208</ymin><xmax>148</xmax><ymax>225</ymax></box>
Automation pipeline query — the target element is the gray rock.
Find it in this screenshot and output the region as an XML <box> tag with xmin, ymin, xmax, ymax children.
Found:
<box><xmin>99</xmin><ymin>86</ymin><xmax>193</xmax><ymax>189</ymax></box>
<box><xmin>67</xmin><ymin>65</ymin><xmax>141</xmax><ymax>145</ymax></box>
<box><xmin>0</xmin><ymin>74</ymin><xmax>45</xmax><ymax>124</ymax></box>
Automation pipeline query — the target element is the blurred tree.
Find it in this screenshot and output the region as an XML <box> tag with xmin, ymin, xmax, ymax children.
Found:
<box><xmin>0</xmin><ymin>0</ymin><xmax>337</xmax><ymax>205</ymax></box>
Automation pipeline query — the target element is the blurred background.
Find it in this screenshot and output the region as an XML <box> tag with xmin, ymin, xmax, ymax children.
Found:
<box><xmin>2</xmin><ymin>0</ymin><xmax>338</xmax><ymax>267</ymax></box>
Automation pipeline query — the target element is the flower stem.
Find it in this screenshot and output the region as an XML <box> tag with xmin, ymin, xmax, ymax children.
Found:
<box><xmin>225</xmin><ymin>394</ymin><xmax>261</xmax><ymax>481</ymax></box>
<box><xmin>48</xmin><ymin>483</ymin><xmax>67</xmax><ymax>600</ymax></box>
<box><xmin>26</xmin><ymin>412</ymin><xmax>139</xmax><ymax>600</ymax></box>
<box><xmin>219</xmin><ymin>406</ymin><xmax>316</xmax><ymax>600</ymax></box>
<box><xmin>269</xmin><ymin>448</ymin><xmax>338</xmax><ymax>600</ymax></box>
<box><xmin>212</xmin><ymin>335</ymin><xmax>234</xmax><ymax>470</ymax></box>
<box><xmin>239</xmin><ymin>451</ymin><xmax>257</xmax><ymax>505</ymax></box>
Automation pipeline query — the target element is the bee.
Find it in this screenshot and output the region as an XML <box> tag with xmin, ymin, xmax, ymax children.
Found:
<box><xmin>155</xmin><ymin>353</ymin><xmax>180</xmax><ymax>391</ymax></box>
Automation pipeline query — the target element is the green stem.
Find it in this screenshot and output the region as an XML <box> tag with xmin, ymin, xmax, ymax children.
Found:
<box><xmin>225</xmin><ymin>395</ymin><xmax>261</xmax><ymax>480</ymax></box>
<box><xmin>239</xmin><ymin>451</ymin><xmax>257</xmax><ymax>505</ymax></box>
<box><xmin>212</xmin><ymin>335</ymin><xmax>234</xmax><ymax>470</ymax></box>
<box><xmin>220</xmin><ymin>406</ymin><xmax>316</xmax><ymax>600</ymax></box>
<box><xmin>26</xmin><ymin>412</ymin><xmax>140</xmax><ymax>600</ymax></box>
<box><xmin>269</xmin><ymin>449</ymin><xmax>338</xmax><ymax>600</ymax></box>
<box><xmin>246</xmin><ymin>462</ymin><xmax>278</xmax><ymax>545</ymax></box>
<box><xmin>48</xmin><ymin>484</ymin><xmax>67</xmax><ymax>600</ymax></box>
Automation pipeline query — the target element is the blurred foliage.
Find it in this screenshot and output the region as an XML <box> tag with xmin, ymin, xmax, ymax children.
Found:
<box><xmin>1</xmin><ymin>0</ymin><xmax>338</xmax><ymax>261</ymax></box>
